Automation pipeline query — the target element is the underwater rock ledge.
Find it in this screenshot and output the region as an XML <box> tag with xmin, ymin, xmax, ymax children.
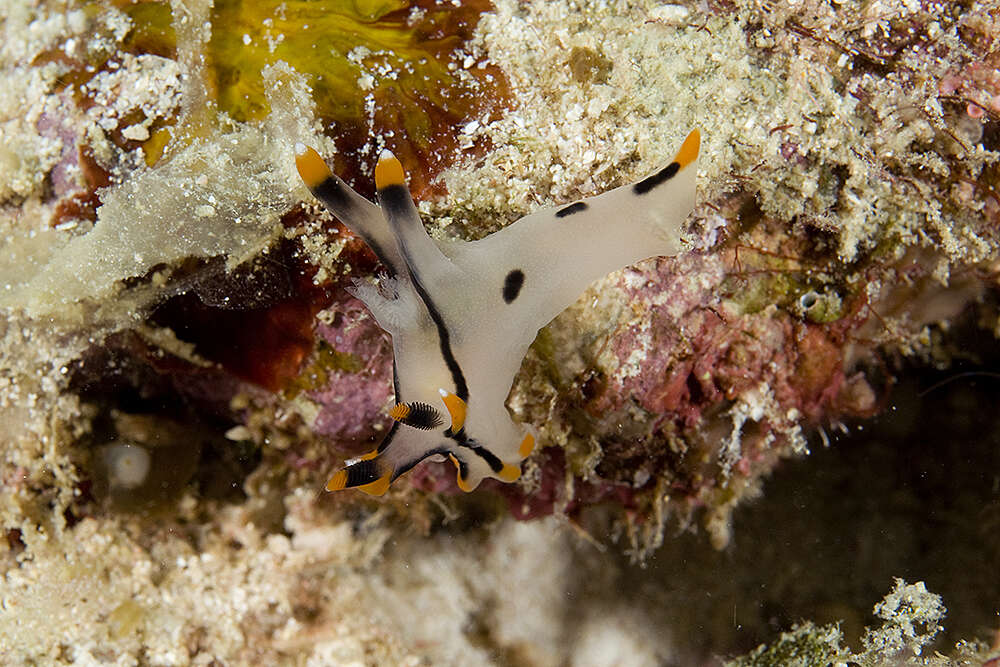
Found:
<box><xmin>0</xmin><ymin>0</ymin><xmax>998</xmax><ymax>664</ymax></box>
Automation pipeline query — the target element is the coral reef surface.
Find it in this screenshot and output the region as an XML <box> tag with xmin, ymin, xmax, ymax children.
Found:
<box><xmin>0</xmin><ymin>0</ymin><xmax>998</xmax><ymax>663</ymax></box>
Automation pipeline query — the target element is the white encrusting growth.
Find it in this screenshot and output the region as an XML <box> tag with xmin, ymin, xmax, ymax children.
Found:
<box><xmin>296</xmin><ymin>130</ymin><xmax>699</xmax><ymax>494</ymax></box>
<box><xmin>103</xmin><ymin>443</ymin><xmax>152</xmax><ymax>490</ymax></box>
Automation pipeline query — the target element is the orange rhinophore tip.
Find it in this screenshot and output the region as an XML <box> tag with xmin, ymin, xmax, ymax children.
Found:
<box><xmin>674</xmin><ymin>129</ymin><xmax>700</xmax><ymax>169</ymax></box>
<box><xmin>375</xmin><ymin>149</ymin><xmax>406</xmax><ymax>189</ymax></box>
<box><xmin>449</xmin><ymin>454</ymin><xmax>474</xmax><ymax>492</ymax></box>
<box><xmin>295</xmin><ymin>143</ymin><xmax>332</xmax><ymax>188</ymax></box>
<box><xmin>439</xmin><ymin>388</ymin><xmax>467</xmax><ymax>433</ymax></box>
<box><xmin>518</xmin><ymin>433</ymin><xmax>535</xmax><ymax>458</ymax></box>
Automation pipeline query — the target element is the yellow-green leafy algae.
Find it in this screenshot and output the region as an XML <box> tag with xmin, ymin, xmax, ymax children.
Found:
<box><xmin>119</xmin><ymin>0</ymin><xmax>509</xmax><ymax>194</ymax></box>
<box><xmin>118</xmin><ymin>1</ymin><xmax>176</xmax><ymax>60</ymax></box>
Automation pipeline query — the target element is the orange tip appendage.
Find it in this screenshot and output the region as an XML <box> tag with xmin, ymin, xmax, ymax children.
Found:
<box><xmin>375</xmin><ymin>149</ymin><xmax>406</xmax><ymax>189</ymax></box>
<box><xmin>518</xmin><ymin>433</ymin><xmax>535</xmax><ymax>458</ymax></box>
<box><xmin>438</xmin><ymin>388</ymin><xmax>467</xmax><ymax>433</ymax></box>
<box><xmin>498</xmin><ymin>463</ymin><xmax>521</xmax><ymax>482</ymax></box>
<box><xmin>449</xmin><ymin>454</ymin><xmax>474</xmax><ymax>492</ymax></box>
<box><xmin>674</xmin><ymin>129</ymin><xmax>700</xmax><ymax>169</ymax></box>
<box><xmin>295</xmin><ymin>143</ymin><xmax>332</xmax><ymax>188</ymax></box>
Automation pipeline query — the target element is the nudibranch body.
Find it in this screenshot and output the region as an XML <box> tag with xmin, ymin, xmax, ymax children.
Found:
<box><xmin>295</xmin><ymin>130</ymin><xmax>699</xmax><ymax>495</ymax></box>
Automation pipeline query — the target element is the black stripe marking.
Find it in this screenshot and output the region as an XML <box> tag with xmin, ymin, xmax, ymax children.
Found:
<box><xmin>412</xmin><ymin>280</ymin><xmax>468</xmax><ymax>400</ymax></box>
<box><xmin>392</xmin><ymin>446</ymin><xmax>451</xmax><ymax>481</ymax></box>
<box><xmin>452</xmin><ymin>453</ymin><xmax>470</xmax><ymax>482</ymax></box>
<box><xmin>378</xmin><ymin>183</ymin><xmax>469</xmax><ymax>400</ymax></box>
<box><xmin>398</xmin><ymin>402</ymin><xmax>443</xmax><ymax>430</ymax></box>
<box><xmin>377</xmin><ymin>184</ymin><xmax>413</xmax><ymax>216</ymax></box>
<box><xmin>633</xmin><ymin>162</ymin><xmax>680</xmax><ymax>195</ymax></box>
<box><xmin>467</xmin><ymin>443</ymin><xmax>504</xmax><ymax>474</ymax></box>
<box><xmin>502</xmin><ymin>269</ymin><xmax>525</xmax><ymax>304</ymax></box>
<box><xmin>377</xmin><ymin>420</ymin><xmax>400</xmax><ymax>453</ymax></box>
<box><xmin>555</xmin><ymin>201</ymin><xmax>588</xmax><ymax>218</ymax></box>
<box><xmin>376</xmin><ymin>359</ymin><xmax>403</xmax><ymax>454</ymax></box>
<box><xmin>313</xmin><ymin>178</ymin><xmax>352</xmax><ymax>211</ymax></box>
<box><xmin>314</xmin><ymin>178</ymin><xmax>396</xmax><ymax>274</ymax></box>
<box><xmin>345</xmin><ymin>458</ymin><xmax>382</xmax><ymax>488</ymax></box>
<box><xmin>451</xmin><ymin>431</ymin><xmax>504</xmax><ymax>473</ymax></box>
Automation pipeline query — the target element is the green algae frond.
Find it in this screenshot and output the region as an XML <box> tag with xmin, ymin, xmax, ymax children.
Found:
<box><xmin>731</xmin><ymin>580</ymin><xmax>957</xmax><ymax>667</ymax></box>
<box><xmin>731</xmin><ymin>622</ymin><xmax>848</xmax><ymax>667</ymax></box>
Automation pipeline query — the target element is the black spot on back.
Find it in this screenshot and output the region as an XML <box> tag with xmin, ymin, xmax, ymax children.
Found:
<box><xmin>633</xmin><ymin>161</ymin><xmax>680</xmax><ymax>195</ymax></box>
<box><xmin>502</xmin><ymin>269</ymin><xmax>525</xmax><ymax>303</ymax></box>
<box><xmin>555</xmin><ymin>201</ymin><xmax>588</xmax><ymax>218</ymax></box>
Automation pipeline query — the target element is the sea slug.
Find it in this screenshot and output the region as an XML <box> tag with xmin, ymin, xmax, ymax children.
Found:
<box><xmin>295</xmin><ymin>130</ymin><xmax>699</xmax><ymax>494</ymax></box>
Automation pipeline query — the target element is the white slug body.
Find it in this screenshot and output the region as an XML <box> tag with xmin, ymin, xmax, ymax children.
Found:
<box><xmin>295</xmin><ymin>130</ymin><xmax>699</xmax><ymax>495</ymax></box>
